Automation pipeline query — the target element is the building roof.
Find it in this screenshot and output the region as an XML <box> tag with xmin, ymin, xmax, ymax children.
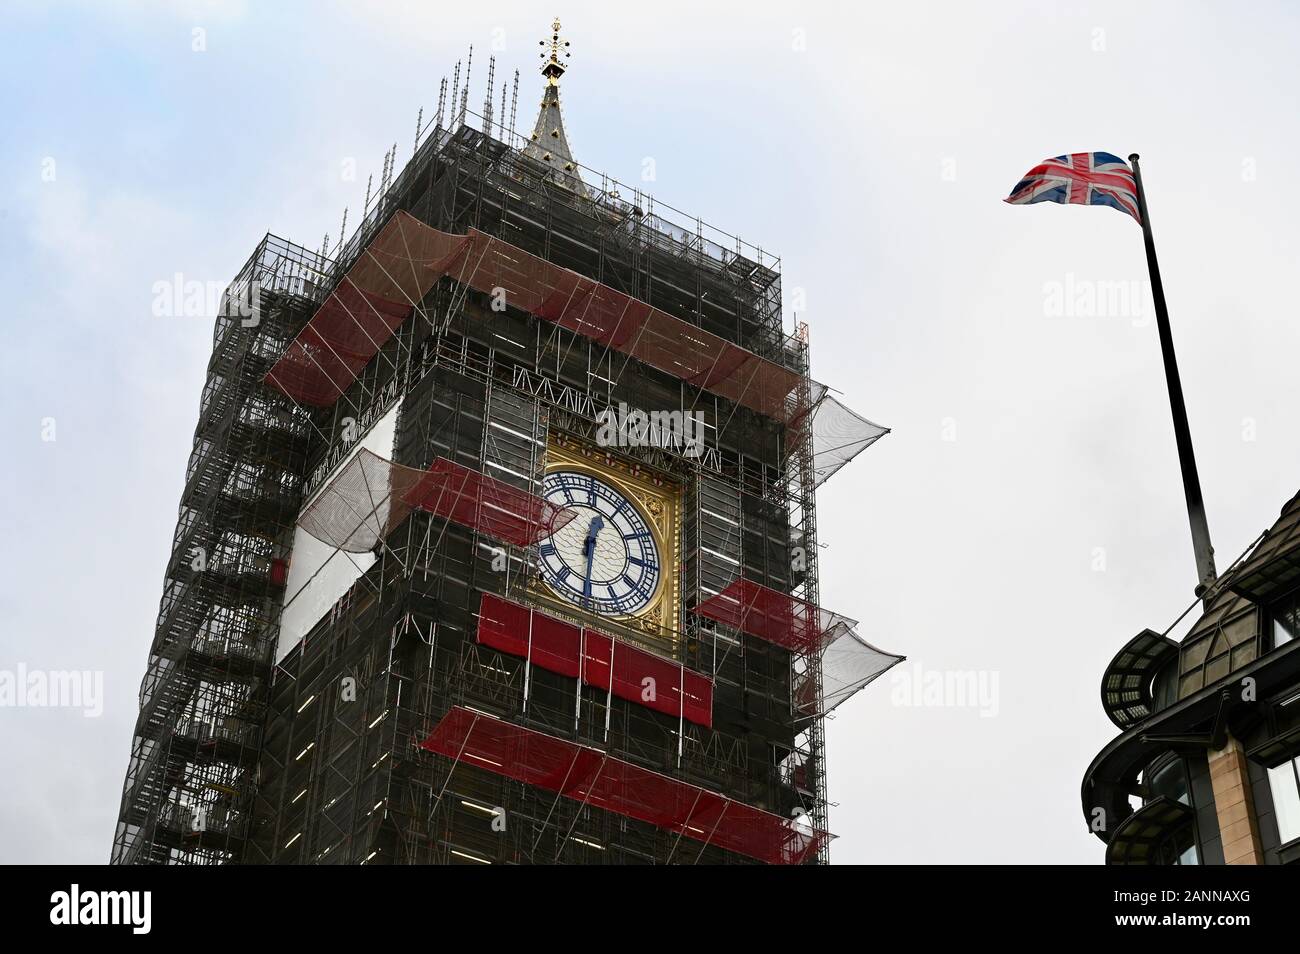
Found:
<box><xmin>1168</xmin><ymin>489</ymin><xmax>1300</xmax><ymax>650</ymax></box>
<box><xmin>1225</xmin><ymin>488</ymin><xmax>1300</xmax><ymax>605</ymax></box>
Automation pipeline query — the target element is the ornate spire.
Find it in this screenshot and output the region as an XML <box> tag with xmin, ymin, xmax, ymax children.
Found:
<box><xmin>521</xmin><ymin>18</ymin><xmax>587</xmax><ymax>196</ymax></box>
<box><xmin>540</xmin><ymin>16</ymin><xmax>569</xmax><ymax>86</ymax></box>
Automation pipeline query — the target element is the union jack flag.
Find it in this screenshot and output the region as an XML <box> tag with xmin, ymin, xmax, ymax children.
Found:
<box><xmin>1005</xmin><ymin>152</ymin><xmax>1140</xmax><ymax>224</ymax></box>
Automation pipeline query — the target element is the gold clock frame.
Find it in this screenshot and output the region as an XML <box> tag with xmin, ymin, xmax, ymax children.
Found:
<box><xmin>533</xmin><ymin>435</ymin><xmax>682</xmax><ymax>646</ymax></box>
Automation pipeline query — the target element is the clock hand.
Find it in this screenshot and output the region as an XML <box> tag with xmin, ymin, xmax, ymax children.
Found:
<box><xmin>582</xmin><ymin>515</ymin><xmax>605</xmax><ymax>609</ymax></box>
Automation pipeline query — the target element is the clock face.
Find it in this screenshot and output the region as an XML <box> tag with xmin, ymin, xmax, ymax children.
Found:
<box><xmin>538</xmin><ymin>469</ymin><xmax>662</xmax><ymax>616</ymax></box>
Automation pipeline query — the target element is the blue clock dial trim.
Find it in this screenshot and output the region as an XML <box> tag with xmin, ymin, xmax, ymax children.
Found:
<box><xmin>538</xmin><ymin>469</ymin><xmax>662</xmax><ymax>617</ymax></box>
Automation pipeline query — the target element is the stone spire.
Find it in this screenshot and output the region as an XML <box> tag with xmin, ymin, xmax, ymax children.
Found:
<box><xmin>521</xmin><ymin>18</ymin><xmax>588</xmax><ymax>196</ymax></box>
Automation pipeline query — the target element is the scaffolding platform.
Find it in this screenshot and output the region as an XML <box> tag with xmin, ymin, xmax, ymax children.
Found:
<box><xmin>420</xmin><ymin>706</ymin><xmax>830</xmax><ymax>865</ymax></box>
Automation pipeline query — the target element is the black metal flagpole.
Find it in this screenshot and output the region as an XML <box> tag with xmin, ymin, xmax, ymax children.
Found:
<box><xmin>1128</xmin><ymin>154</ymin><xmax>1217</xmax><ymax>599</ymax></box>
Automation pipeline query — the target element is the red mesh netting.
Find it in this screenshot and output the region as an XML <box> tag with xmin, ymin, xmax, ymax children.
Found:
<box><xmin>449</xmin><ymin>225</ymin><xmax>813</xmax><ymax>423</ymax></box>
<box><xmin>264</xmin><ymin>284</ymin><xmax>410</xmax><ymax>406</ymax></box>
<box><xmin>266</xmin><ymin>213</ymin><xmax>465</xmax><ymax>406</ymax></box>
<box><xmin>297</xmin><ymin>449</ymin><xmax>573</xmax><ymax>552</ymax></box>
<box><xmin>476</xmin><ymin>593</ymin><xmax>713</xmax><ymax>727</ymax></box>
<box><xmin>404</xmin><ymin>458</ymin><xmax>575</xmax><ymax>547</ymax></box>
<box><xmin>691</xmin><ymin>578</ymin><xmax>838</xmax><ymax>653</ymax></box>
<box><xmin>420</xmin><ymin>706</ymin><xmax>830</xmax><ymax>864</ymax></box>
<box><xmin>270</xmin><ymin>210</ymin><xmax>816</xmax><ymax>422</ymax></box>
<box><xmin>694</xmin><ymin>578</ymin><xmax>904</xmax><ymax>713</ymax></box>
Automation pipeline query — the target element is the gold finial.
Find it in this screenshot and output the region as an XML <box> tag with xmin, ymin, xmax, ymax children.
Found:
<box><xmin>538</xmin><ymin>16</ymin><xmax>571</xmax><ymax>85</ymax></box>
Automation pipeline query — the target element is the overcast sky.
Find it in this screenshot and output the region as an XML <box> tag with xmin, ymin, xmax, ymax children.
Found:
<box><xmin>2</xmin><ymin>0</ymin><xmax>1298</xmax><ymax>864</ymax></box>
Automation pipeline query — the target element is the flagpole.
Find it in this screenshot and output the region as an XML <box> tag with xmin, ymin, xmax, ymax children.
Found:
<box><xmin>1128</xmin><ymin>153</ymin><xmax>1217</xmax><ymax>600</ymax></box>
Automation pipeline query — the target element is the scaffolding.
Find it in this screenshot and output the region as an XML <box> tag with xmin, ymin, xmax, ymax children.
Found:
<box><xmin>111</xmin><ymin>237</ymin><xmax>329</xmax><ymax>864</ymax></box>
<box><xmin>475</xmin><ymin>594</ymin><xmax>715</xmax><ymax>728</ymax></box>
<box><xmin>296</xmin><ymin>448</ymin><xmax>574</xmax><ymax>552</ymax></box>
<box><xmin>114</xmin><ymin>79</ymin><xmax>897</xmax><ymax>864</ymax></box>
<box><xmin>420</xmin><ymin>706</ymin><xmax>829</xmax><ymax>865</ymax></box>
<box><xmin>267</xmin><ymin>212</ymin><xmax>820</xmax><ymax>425</ymax></box>
<box><xmin>694</xmin><ymin>577</ymin><xmax>903</xmax><ymax>716</ymax></box>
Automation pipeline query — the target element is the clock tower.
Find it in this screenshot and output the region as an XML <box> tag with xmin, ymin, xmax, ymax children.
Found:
<box><xmin>111</xmin><ymin>20</ymin><xmax>899</xmax><ymax>866</ymax></box>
